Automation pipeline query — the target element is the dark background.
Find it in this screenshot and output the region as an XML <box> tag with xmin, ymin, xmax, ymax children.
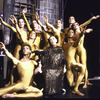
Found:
<box><xmin>64</xmin><ymin>0</ymin><xmax>100</xmax><ymax>78</ymax></box>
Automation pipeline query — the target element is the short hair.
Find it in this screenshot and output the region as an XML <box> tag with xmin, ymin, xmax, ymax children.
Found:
<box><xmin>56</xmin><ymin>19</ymin><xmax>62</xmax><ymax>24</ymax></box>
<box><xmin>18</xmin><ymin>17</ymin><xmax>24</xmax><ymax>22</ymax></box>
<box><xmin>48</xmin><ymin>35</ymin><xmax>58</xmax><ymax>46</ymax></box>
<box><xmin>21</xmin><ymin>43</ymin><xmax>32</xmax><ymax>51</ymax></box>
<box><xmin>64</xmin><ymin>28</ymin><xmax>75</xmax><ymax>42</ymax></box>
<box><xmin>19</xmin><ymin>44</ymin><xmax>32</xmax><ymax>59</ymax></box>
<box><xmin>67</xmin><ymin>28</ymin><xmax>75</xmax><ymax>34</ymax></box>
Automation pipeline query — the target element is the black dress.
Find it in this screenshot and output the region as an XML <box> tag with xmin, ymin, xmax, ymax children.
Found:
<box><xmin>41</xmin><ymin>46</ymin><xmax>66</xmax><ymax>95</ymax></box>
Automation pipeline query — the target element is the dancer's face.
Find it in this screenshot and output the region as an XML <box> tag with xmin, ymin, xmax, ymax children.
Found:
<box><xmin>49</xmin><ymin>36</ymin><xmax>57</xmax><ymax>46</ymax></box>
<box><xmin>69</xmin><ymin>16</ymin><xmax>75</xmax><ymax>24</ymax></box>
<box><xmin>23</xmin><ymin>46</ymin><xmax>31</xmax><ymax>55</ymax></box>
<box><xmin>18</xmin><ymin>19</ymin><xmax>25</xmax><ymax>28</ymax></box>
<box><xmin>73</xmin><ymin>22</ymin><xmax>80</xmax><ymax>30</ymax></box>
<box><xmin>67</xmin><ymin>29</ymin><xmax>74</xmax><ymax>38</ymax></box>
<box><xmin>29</xmin><ymin>31</ymin><xmax>36</xmax><ymax>40</ymax></box>
<box><xmin>32</xmin><ymin>20</ymin><xmax>38</xmax><ymax>29</ymax></box>
<box><xmin>56</xmin><ymin>20</ymin><xmax>62</xmax><ymax>28</ymax></box>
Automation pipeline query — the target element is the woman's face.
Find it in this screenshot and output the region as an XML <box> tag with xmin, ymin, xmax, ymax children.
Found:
<box><xmin>73</xmin><ymin>22</ymin><xmax>80</xmax><ymax>30</ymax></box>
<box><xmin>29</xmin><ymin>31</ymin><xmax>36</xmax><ymax>39</ymax></box>
<box><xmin>67</xmin><ymin>29</ymin><xmax>74</xmax><ymax>38</ymax></box>
<box><xmin>18</xmin><ymin>19</ymin><xmax>25</xmax><ymax>28</ymax></box>
<box><xmin>49</xmin><ymin>36</ymin><xmax>57</xmax><ymax>46</ymax></box>
<box><xmin>69</xmin><ymin>16</ymin><xmax>76</xmax><ymax>24</ymax></box>
<box><xmin>32</xmin><ymin>20</ymin><xmax>38</xmax><ymax>29</ymax></box>
<box><xmin>23</xmin><ymin>46</ymin><xmax>31</xmax><ymax>55</ymax></box>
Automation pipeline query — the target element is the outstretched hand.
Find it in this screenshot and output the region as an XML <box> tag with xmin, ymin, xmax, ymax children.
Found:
<box><xmin>22</xmin><ymin>8</ymin><xmax>27</xmax><ymax>14</ymax></box>
<box><xmin>0</xmin><ymin>42</ymin><xmax>6</xmax><ymax>50</ymax></box>
<box><xmin>92</xmin><ymin>15</ymin><xmax>100</xmax><ymax>19</ymax></box>
<box><xmin>85</xmin><ymin>28</ymin><xmax>93</xmax><ymax>33</ymax></box>
<box><xmin>9</xmin><ymin>15</ymin><xmax>17</xmax><ymax>24</ymax></box>
<box><xmin>35</xmin><ymin>12</ymin><xmax>39</xmax><ymax>20</ymax></box>
<box><xmin>44</xmin><ymin>15</ymin><xmax>48</xmax><ymax>24</ymax></box>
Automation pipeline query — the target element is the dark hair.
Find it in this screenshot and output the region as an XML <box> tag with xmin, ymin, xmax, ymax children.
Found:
<box><xmin>64</xmin><ymin>28</ymin><xmax>75</xmax><ymax>42</ymax></box>
<box><xmin>67</xmin><ymin>28</ymin><xmax>75</xmax><ymax>34</ymax></box>
<box><xmin>48</xmin><ymin>35</ymin><xmax>58</xmax><ymax>46</ymax></box>
<box><xmin>18</xmin><ymin>17</ymin><xmax>24</xmax><ymax>22</ymax></box>
<box><xmin>56</xmin><ymin>19</ymin><xmax>62</xmax><ymax>24</ymax></box>
<box><xmin>21</xmin><ymin>43</ymin><xmax>31</xmax><ymax>51</ymax></box>
<box><xmin>28</xmin><ymin>31</ymin><xmax>37</xmax><ymax>40</ymax></box>
<box><xmin>19</xmin><ymin>44</ymin><xmax>32</xmax><ymax>59</ymax></box>
<box><xmin>18</xmin><ymin>16</ymin><xmax>24</xmax><ymax>20</ymax></box>
<box><xmin>71</xmin><ymin>22</ymin><xmax>79</xmax><ymax>32</ymax></box>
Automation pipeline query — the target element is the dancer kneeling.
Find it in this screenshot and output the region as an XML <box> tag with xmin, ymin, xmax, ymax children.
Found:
<box><xmin>63</xmin><ymin>28</ymin><xmax>92</xmax><ymax>96</ymax></box>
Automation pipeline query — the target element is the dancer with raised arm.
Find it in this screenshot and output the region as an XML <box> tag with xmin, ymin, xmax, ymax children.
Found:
<box><xmin>63</xmin><ymin>27</ymin><xmax>92</xmax><ymax>96</ymax></box>
<box><xmin>35</xmin><ymin>12</ymin><xmax>53</xmax><ymax>50</ymax></box>
<box><xmin>0</xmin><ymin>42</ymin><xmax>43</xmax><ymax>98</ymax></box>
<box><xmin>64</xmin><ymin>15</ymin><xmax>99</xmax><ymax>88</ymax></box>
<box><xmin>22</xmin><ymin>8</ymin><xmax>42</xmax><ymax>49</ymax></box>
<box><xmin>0</xmin><ymin>15</ymin><xmax>29</xmax><ymax>85</ymax></box>
<box><xmin>44</xmin><ymin>15</ymin><xmax>65</xmax><ymax>47</ymax></box>
<box><xmin>10</xmin><ymin>15</ymin><xmax>38</xmax><ymax>60</ymax></box>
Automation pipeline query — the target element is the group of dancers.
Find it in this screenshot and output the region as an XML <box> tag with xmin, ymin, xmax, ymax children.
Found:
<box><xmin>0</xmin><ymin>7</ymin><xmax>99</xmax><ymax>98</ymax></box>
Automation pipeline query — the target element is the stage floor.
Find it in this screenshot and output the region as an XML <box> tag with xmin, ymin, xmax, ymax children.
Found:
<box><xmin>42</xmin><ymin>77</ymin><xmax>100</xmax><ymax>100</ymax></box>
<box><xmin>0</xmin><ymin>77</ymin><xmax>100</xmax><ymax>100</ymax></box>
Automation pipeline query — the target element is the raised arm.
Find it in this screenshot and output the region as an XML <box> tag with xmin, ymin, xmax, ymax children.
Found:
<box><xmin>22</xmin><ymin>8</ymin><xmax>32</xmax><ymax>32</ymax></box>
<box><xmin>0</xmin><ymin>17</ymin><xmax>16</xmax><ymax>33</ymax></box>
<box><xmin>74</xmin><ymin>28</ymin><xmax>93</xmax><ymax>47</ymax></box>
<box><xmin>11</xmin><ymin>15</ymin><xmax>29</xmax><ymax>44</ymax></box>
<box><xmin>44</xmin><ymin>15</ymin><xmax>57</xmax><ymax>33</ymax></box>
<box><xmin>80</xmin><ymin>15</ymin><xmax>100</xmax><ymax>28</ymax></box>
<box><xmin>0</xmin><ymin>42</ymin><xmax>19</xmax><ymax>65</ymax></box>
<box><xmin>84</xmin><ymin>28</ymin><xmax>93</xmax><ymax>34</ymax></box>
<box><xmin>35</xmin><ymin>12</ymin><xmax>45</xmax><ymax>30</ymax></box>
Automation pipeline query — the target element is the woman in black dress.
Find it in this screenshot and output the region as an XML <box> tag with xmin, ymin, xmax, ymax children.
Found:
<box><xmin>41</xmin><ymin>36</ymin><xmax>66</xmax><ymax>96</ymax></box>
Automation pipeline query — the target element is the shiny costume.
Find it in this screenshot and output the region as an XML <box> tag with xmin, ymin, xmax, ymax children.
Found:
<box><xmin>0</xmin><ymin>48</ymin><xmax>43</xmax><ymax>98</ymax></box>
<box><xmin>36</xmin><ymin>18</ymin><xmax>52</xmax><ymax>50</ymax></box>
<box><xmin>76</xmin><ymin>18</ymin><xmax>96</xmax><ymax>86</ymax></box>
<box><xmin>15</xmin><ymin>23</ymin><xmax>38</xmax><ymax>60</ymax></box>
<box><xmin>63</xmin><ymin>30</ymin><xmax>85</xmax><ymax>96</ymax></box>
<box><xmin>1</xmin><ymin>18</ymin><xmax>29</xmax><ymax>59</ymax></box>
<box><xmin>22</xmin><ymin>13</ymin><xmax>42</xmax><ymax>49</ymax></box>
<box><xmin>0</xmin><ymin>18</ymin><xmax>29</xmax><ymax>85</ymax></box>
<box><xmin>44</xmin><ymin>17</ymin><xmax>65</xmax><ymax>47</ymax></box>
<box><xmin>64</xmin><ymin>17</ymin><xmax>97</xmax><ymax>88</ymax></box>
<box><xmin>64</xmin><ymin>17</ymin><xmax>96</xmax><ymax>34</ymax></box>
<box><xmin>41</xmin><ymin>46</ymin><xmax>65</xmax><ymax>95</ymax></box>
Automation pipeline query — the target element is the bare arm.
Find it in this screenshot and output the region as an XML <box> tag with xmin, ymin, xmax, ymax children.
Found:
<box><xmin>80</xmin><ymin>15</ymin><xmax>100</xmax><ymax>27</ymax></box>
<box><xmin>0</xmin><ymin>17</ymin><xmax>17</xmax><ymax>33</ymax></box>
<box><xmin>22</xmin><ymin>8</ymin><xmax>32</xmax><ymax>32</ymax></box>
<box><xmin>0</xmin><ymin>42</ymin><xmax>19</xmax><ymax>65</ymax></box>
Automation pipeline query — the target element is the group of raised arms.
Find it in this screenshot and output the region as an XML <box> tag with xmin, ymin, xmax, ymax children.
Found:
<box><xmin>0</xmin><ymin>7</ymin><xmax>99</xmax><ymax>98</ymax></box>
